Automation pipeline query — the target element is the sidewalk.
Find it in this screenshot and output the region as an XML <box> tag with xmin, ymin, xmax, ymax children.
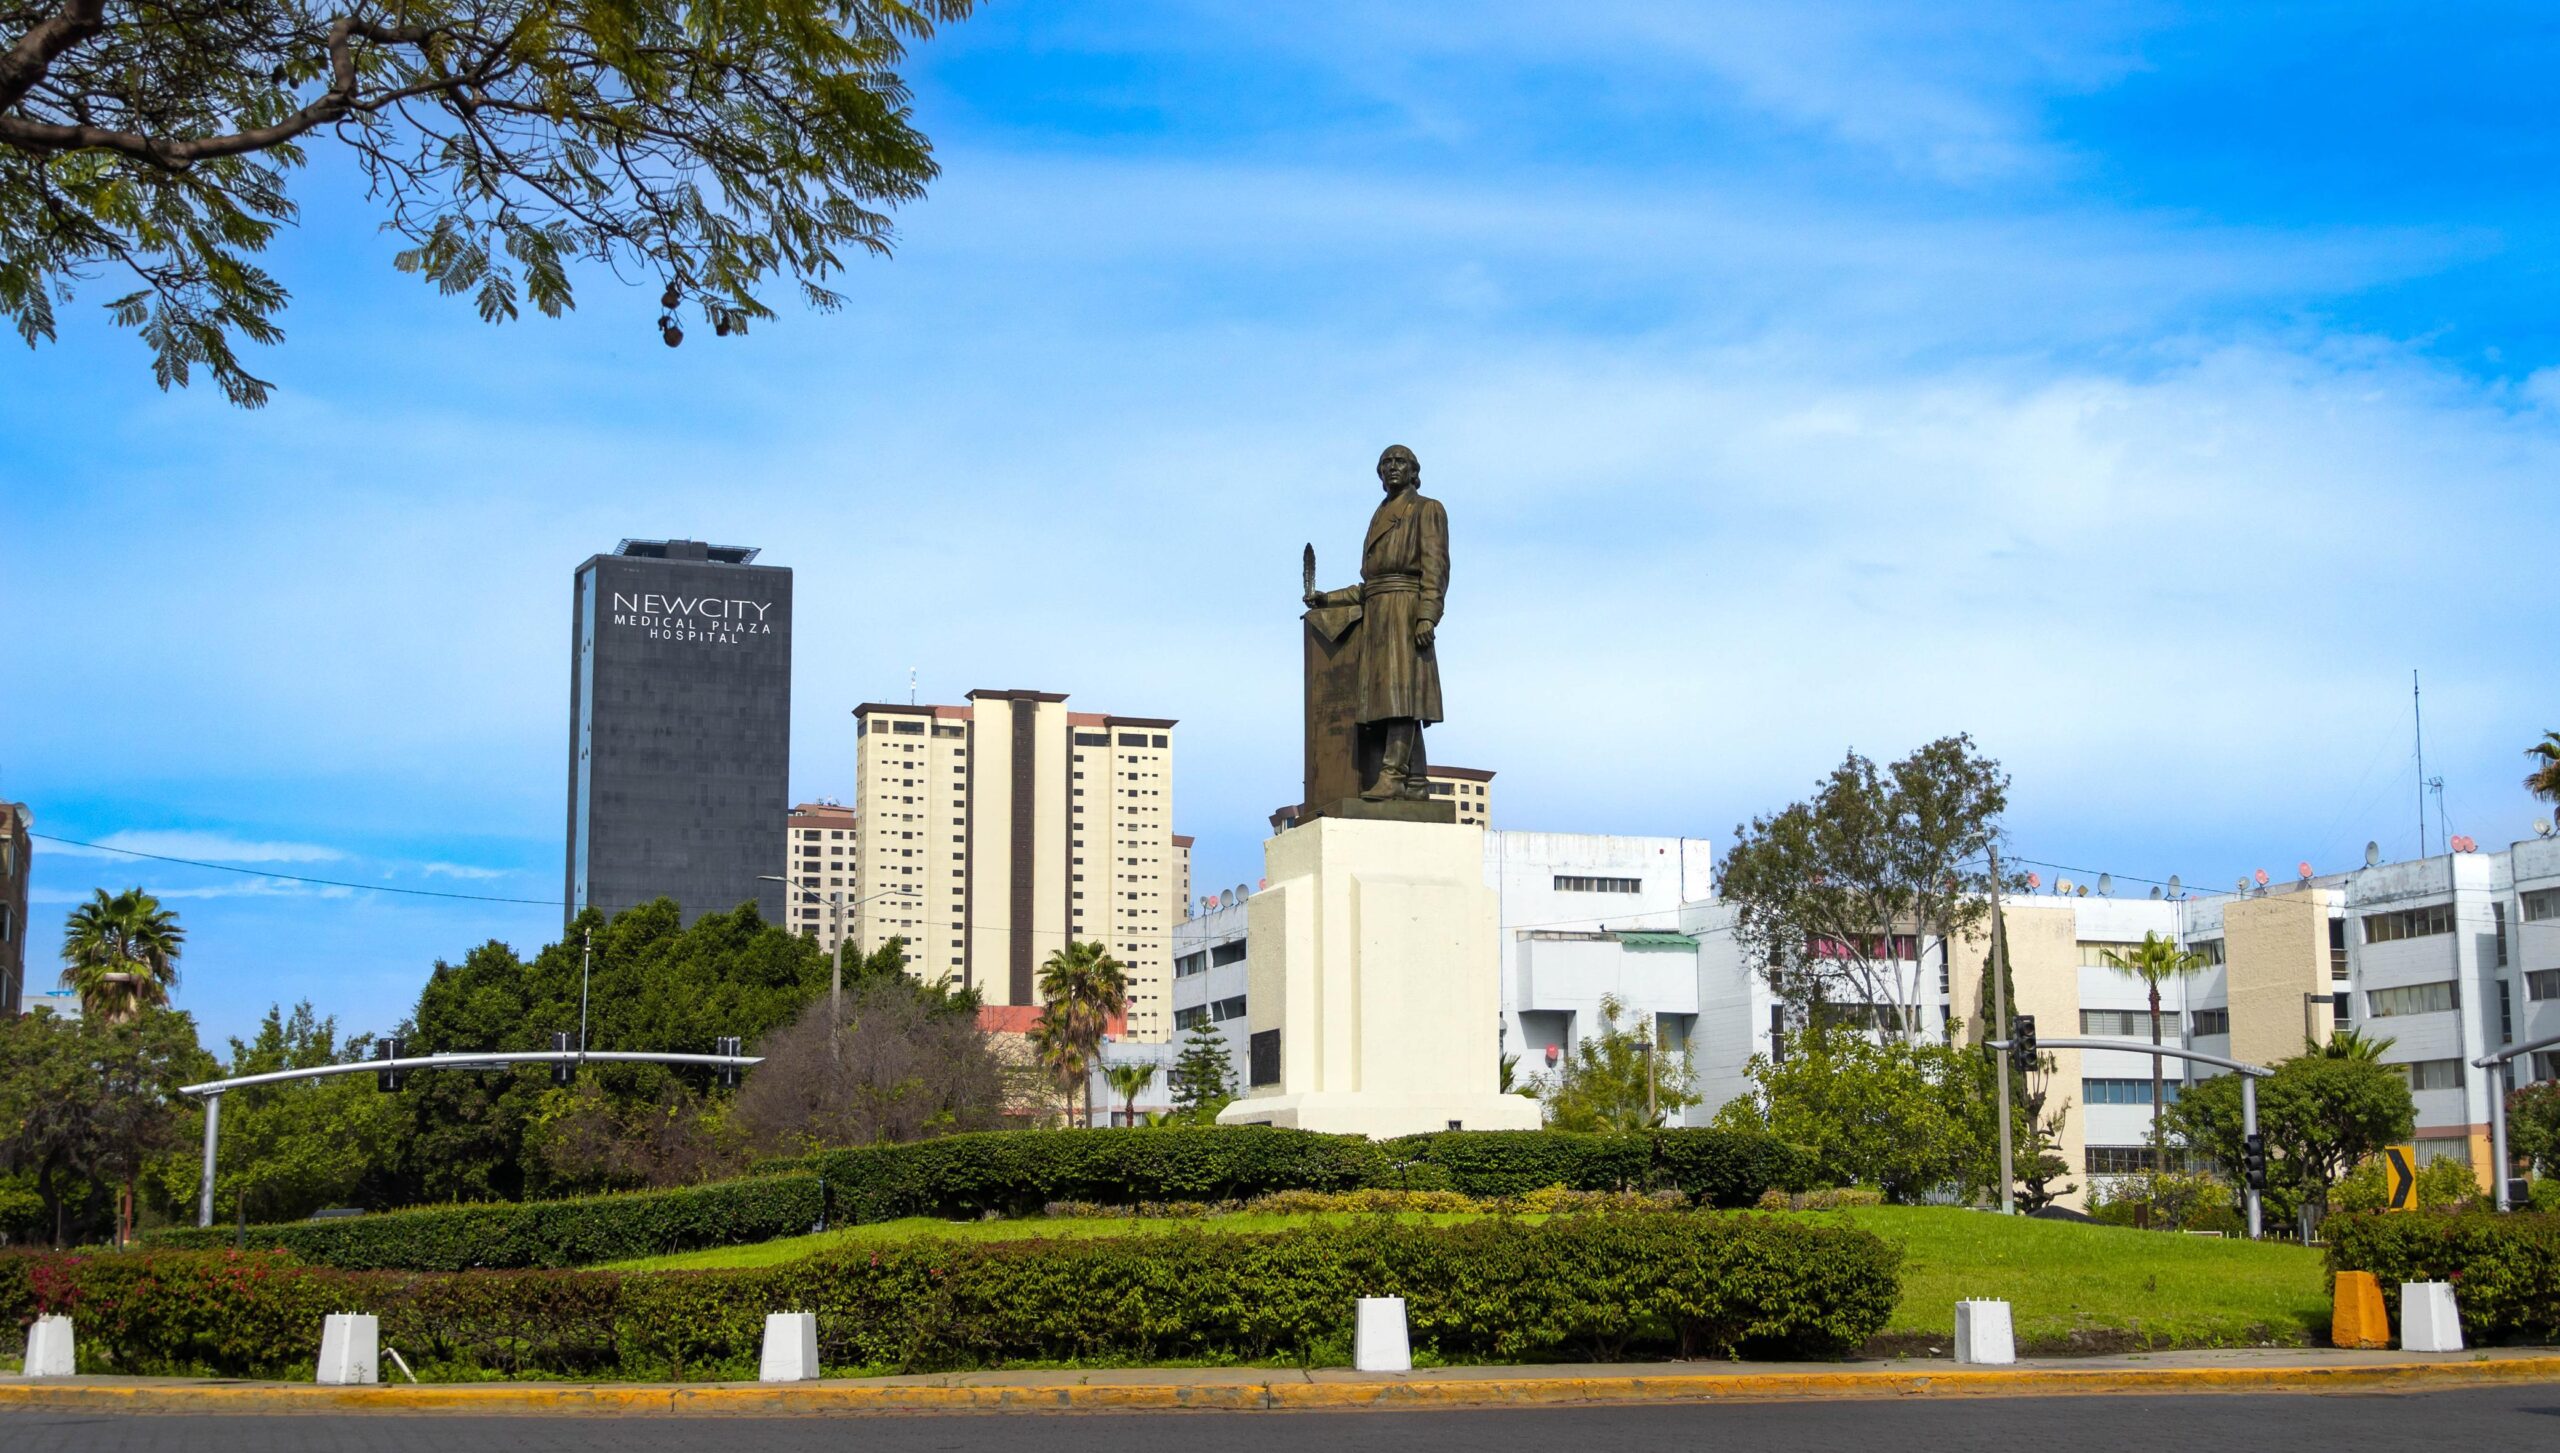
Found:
<box><xmin>6</xmin><ymin>1346</ymin><xmax>2558</xmax><ymax>1416</ymax></box>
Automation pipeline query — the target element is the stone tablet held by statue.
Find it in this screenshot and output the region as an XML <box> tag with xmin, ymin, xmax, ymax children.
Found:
<box><xmin>1299</xmin><ymin>444</ymin><xmax>1456</xmax><ymax>824</ymax></box>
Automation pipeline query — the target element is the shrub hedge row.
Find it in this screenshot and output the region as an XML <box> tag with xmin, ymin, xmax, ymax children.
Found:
<box><xmin>11</xmin><ymin>1214</ymin><xmax>1898</xmax><ymax>1379</ymax></box>
<box><xmin>2325</xmin><ymin>1211</ymin><xmax>2560</xmax><ymax>1344</ymax></box>
<box><xmin>144</xmin><ymin>1127</ymin><xmax>1817</xmax><ymax>1271</ymax></box>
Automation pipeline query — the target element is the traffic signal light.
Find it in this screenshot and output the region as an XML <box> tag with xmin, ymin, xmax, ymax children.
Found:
<box><xmin>716</xmin><ymin>1036</ymin><xmax>741</xmax><ymax>1090</ymax></box>
<box><xmin>2243</xmin><ymin>1132</ymin><xmax>2268</xmax><ymax>1192</ymax></box>
<box><xmin>2010</xmin><ymin>1014</ymin><xmax>2037</xmax><ymax>1072</ymax></box>
<box><xmin>375</xmin><ymin>1037</ymin><xmax>407</xmax><ymax>1092</ymax></box>
<box><xmin>552</xmin><ymin>1031</ymin><xmax>575</xmax><ymax>1087</ymax></box>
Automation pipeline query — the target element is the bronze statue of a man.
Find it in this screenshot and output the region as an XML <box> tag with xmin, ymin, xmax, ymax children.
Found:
<box><xmin>1304</xmin><ymin>444</ymin><xmax>1447</xmax><ymax>802</ymax></box>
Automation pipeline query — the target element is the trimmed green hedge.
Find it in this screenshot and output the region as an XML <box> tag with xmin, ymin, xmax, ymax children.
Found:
<box><xmin>12</xmin><ymin>1214</ymin><xmax>1898</xmax><ymax>1379</ymax></box>
<box><xmin>143</xmin><ymin>1127</ymin><xmax>1818</xmax><ymax>1271</ymax></box>
<box><xmin>2325</xmin><ymin>1211</ymin><xmax>2560</xmax><ymax>1344</ymax></box>
<box><xmin>140</xmin><ymin>1174</ymin><xmax>823</xmax><ymax>1271</ymax></box>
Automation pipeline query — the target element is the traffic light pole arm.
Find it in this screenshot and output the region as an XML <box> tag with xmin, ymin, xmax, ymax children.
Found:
<box><xmin>1987</xmin><ymin>1036</ymin><xmax>2266</xmax><ymax>1240</ymax></box>
<box><xmin>1984</xmin><ymin>1037</ymin><xmax>2273</xmax><ymax>1078</ymax></box>
<box><xmin>178</xmin><ymin>1050</ymin><xmax>763</xmax><ymax>1098</ymax></box>
<box><xmin>2471</xmin><ymin>1029</ymin><xmax>2560</xmax><ymax>1212</ymax></box>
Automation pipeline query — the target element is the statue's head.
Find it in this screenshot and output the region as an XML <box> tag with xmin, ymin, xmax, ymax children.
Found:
<box><xmin>1377</xmin><ymin>444</ymin><xmax>1419</xmax><ymax>495</ymax></box>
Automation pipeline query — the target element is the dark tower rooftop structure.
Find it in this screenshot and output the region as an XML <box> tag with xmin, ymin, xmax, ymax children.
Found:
<box><xmin>566</xmin><ymin>539</ymin><xmax>792</xmax><ymax>927</ymax></box>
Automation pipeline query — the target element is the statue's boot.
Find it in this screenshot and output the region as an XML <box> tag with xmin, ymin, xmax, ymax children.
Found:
<box><xmin>1361</xmin><ymin>769</ymin><xmax>1404</xmax><ymax>802</ymax></box>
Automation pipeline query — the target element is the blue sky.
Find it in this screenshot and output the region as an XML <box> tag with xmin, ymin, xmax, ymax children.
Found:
<box><xmin>5</xmin><ymin>2</ymin><xmax>2557</xmax><ymax>1049</ymax></box>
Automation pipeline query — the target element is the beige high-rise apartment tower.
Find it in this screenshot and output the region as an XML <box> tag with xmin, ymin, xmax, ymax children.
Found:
<box><xmin>848</xmin><ymin>691</ymin><xmax>1179</xmax><ymax>1040</ymax></box>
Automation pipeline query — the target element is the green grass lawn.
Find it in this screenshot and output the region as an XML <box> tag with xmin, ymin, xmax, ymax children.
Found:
<box><xmin>1819</xmin><ymin>1205</ymin><xmax>2330</xmax><ymax>1352</ymax></box>
<box><xmin>600</xmin><ymin>1211</ymin><xmax>1492</xmax><ymax>1271</ymax></box>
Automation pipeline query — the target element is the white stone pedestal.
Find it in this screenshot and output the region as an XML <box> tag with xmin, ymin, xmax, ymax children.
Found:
<box><xmin>2399</xmin><ymin>1282</ymin><xmax>2463</xmax><ymax>1352</ymax></box>
<box><xmin>1953</xmin><ymin>1300</ymin><xmax>2015</xmax><ymax>1364</ymax></box>
<box><xmin>1354</xmin><ymin>1297</ymin><xmax>1412</xmax><ymax>1372</ymax></box>
<box><xmin>23</xmin><ymin>1315</ymin><xmax>74</xmax><ymax>1377</ymax></box>
<box><xmin>316</xmin><ymin>1313</ymin><xmax>378</xmax><ymax>1385</ymax></box>
<box><xmin>760</xmin><ymin>1312</ymin><xmax>820</xmax><ymax>1381</ymax></box>
<box><xmin>1217</xmin><ymin>817</ymin><xmax>1540</xmax><ymax>1137</ymax></box>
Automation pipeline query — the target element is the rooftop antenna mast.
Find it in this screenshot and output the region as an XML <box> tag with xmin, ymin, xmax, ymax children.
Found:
<box><xmin>909</xmin><ymin>667</ymin><xmax>918</xmax><ymax>706</ymax></box>
<box><xmin>2412</xmin><ymin>669</ymin><xmax>2442</xmax><ymax>857</ymax></box>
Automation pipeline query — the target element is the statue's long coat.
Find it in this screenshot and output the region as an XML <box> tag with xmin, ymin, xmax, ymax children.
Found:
<box><xmin>1350</xmin><ymin>488</ymin><xmax>1447</xmax><ymax>725</ymax></box>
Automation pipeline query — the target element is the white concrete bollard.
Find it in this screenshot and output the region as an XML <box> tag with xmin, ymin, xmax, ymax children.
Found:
<box><xmin>316</xmin><ymin>1313</ymin><xmax>379</xmax><ymax>1385</ymax></box>
<box><xmin>2399</xmin><ymin>1282</ymin><xmax>2464</xmax><ymax>1352</ymax></box>
<box><xmin>759</xmin><ymin>1312</ymin><xmax>820</xmax><ymax>1383</ymax></box>
<box><xmin>1353</xmin><ymin>1296</ymin><xmax>1411</xmax><ymax>1373</ymax></box>
<box><xmin>22</xmin><ymin>1315</ymin><xmax>75</xmax><ymax>1377</ymax></box>
<box><xmin>1954</xmin><ymin>1300</ymin><xmax>2016</xmax><ymax>1365</ymax></box>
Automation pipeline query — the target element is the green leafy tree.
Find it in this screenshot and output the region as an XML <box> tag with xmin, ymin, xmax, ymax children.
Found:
<box><xmin>0</xmin><ymin>1004</ymin><xmax>211</xmax><ymax>1245</ymax></box>
<box><xmin>2097</xmin><ymin>931</ymin><xmax>2208</xmax><ymax>1162</ymax></box>
<box><xmin>2524</xmin><ymin>730</ymin><xmax>2560</xmax><ymax>813</ymax></box>
<box><xmin>182</xmin><ymin>1002</ymin><xmax>398</xmax><ymax>1223</ymax></box>
<box><xmin>2509</xmin><ymin>1079</ymin><xmax>2560</xmax><ymax>1179</ymax></box>
<box><xmin>389</xmin><ymin>897</ymin><xmax>832</xmax><ymax>1204</ymax></box>
<box><xmin>58</xmin><ymin>886</ymin><xmax>184</xmax><ymax>1024</ymax></box>
<box><xmin>1539</xmin><ymin>993</ymin><xmax>1698</xmax><ymax>1132</ymax></box>
<box><xmin>1712</xmin><ymin>1026</ymin><xmax>1981</xmax><ymax>1202</ymax></box>
<box><xmin>1167</xmin><ymin>1020</ymin><xmax>1234</xmax><ymax>1123</ymax></box>
<box><xmin>2165</xmin><ymin>1054</ymin><xmax>2415</xmax><ymax>1231</ymax></box>
<box><xmin>1</xmin><ymin>0</ymin><xmax>977</xmax><ymax>405</ymax></box>
<box><xmin>726</xmin><ymin>975</ymin><xmax>1004</xmax><ymax>1156</ymax></box>
<box><xmin>1029</xmin><ymin>940</ymin><xmax>1127</xmax><ymax>1126</ymax></box>
<box><xmin>1719</xmin><ymin>735</ymin><xmax>2012</xmax><ymax>1031</ymax></box>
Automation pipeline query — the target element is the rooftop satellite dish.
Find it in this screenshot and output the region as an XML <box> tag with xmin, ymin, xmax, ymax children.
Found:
<box><xmin>2538</xmin><ymin>820</ymin><xmax>2555</xmax><ymax>838</ymax></box>
<box><xmin>1217</xmin><ymin>890</ymin><xmax>1232</xmax><ymax>910</ymax></box>
<box><xmin>2098</xmin><ymin>873</ymin><xmax>2114</xmax><ymax>896</ymax></box>
<box><xmin>2148</xmin><ymin>886</ymin><xmax>2163</xmax><ymax>900</ymax></box>
<box><xmin>2168</xmin><ymin>874</ymin><xmax>2182</xmax><ymax>896</ymax></box>
<box><xmin>2056</xmin><ymin>877</ymin><xmax>2072</xmax><ymax>895</ymax></box>
<box><xmin>2365</xmin><ymin>840</ymin><xmax>2382</xmax><ymax>868</ymax></box>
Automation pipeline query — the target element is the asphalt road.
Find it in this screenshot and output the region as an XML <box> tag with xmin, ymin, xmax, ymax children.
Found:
<box><xmin>5</xmin><ymin>1385</ymin><xmax>2558</xmax><ymax>1453</ymax></box>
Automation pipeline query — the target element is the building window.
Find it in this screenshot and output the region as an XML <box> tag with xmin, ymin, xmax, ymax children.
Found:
<box><xmin>2189</xmin><ymin>938</ymin><xmax>2227</xmax><ymax>967</ymax></box>
<box><xmin>933</xmin><ymin>723</ymin><xmax>963</xmax><ymax>738</ymax></box>
<box><xmin>2414</xmin><ymin>1136</ymin><xmax>2472</xmax><ymax>1167</ymax></box>
<box><xmin>2528</xmin><ymin>968</ymin><xmax>2560</xmax><ymax>1002</ymax></box>
<box><xmin>2521</xmin><ymin>887</ymin><xmax>2560</xmax><ymax>922</ymax></box>
<box><xmin>2366</xmin><ymin>980</ymin><xmax>2457</xmax><ymax>1018</ymax></box>
<box><xmin>1174</xmin><ymin>1005</ymin><xmax>1209</xmax><ymax>1031</ymax></box>
<box><xmin>2077</xmin><ymin>940</ymin><xmax>2144</xmax><ymax>967</ymax></box>
<box><xmin>891</xmin><ymin>720</ymin><xmax>924</xmax><ymax>735</ymax></box>
<box><xmin>1210</xmin><ymin>994</ymin><xmax>1248</xmax><ymax>1022</ymax></box>
<box><xmin>2363</xmin><ymin>904</ymin><xmax>2453</xmax><ymax>944</ymax></box>
<box><xmin>2084</xmin><ymin>1079</ymin><xmax>2180</xmax><ymax>1106</ymax></box>
<box><xmin>2392</xmin><ymin>1058</ymin><xmax>2463</xmax><ymax>1092</ymax></box>
<box><xmin>2080</xmin><ymin>1009</ymin><xmax>2156</xmax><ymax>1037</ymax></box>
<box><xmin>1209</xmin><ymin>941</ymin><xmax>1248</xmax><ymax>966</ymax></box>
<box><xmin>1174</xmin><ymin>952</ymin><xmax>1207</xmax><ymax>978</ymax></box>
<box><xmin>1554</xmin><ymin>875</ymin><xmax>1641</xmax><ymax>894</ymax></box>
<box><xmin>2330</xmin><ymin>917</ymin><xmax>2349</xmax><ymax>980</ymax></box>
<box><xmin>2085</xmin><ymin>1146</ymin><xmax>2167</xmax><ymax>1175</ymax></box>
<box><xmin>2190</xmin><ymin>1007</ymin><xmax>2230</xmax><ymax>1037</ymax></box>
<box><xmin>2500</xmin><ymin>979</ymin><xmax>2513</xmax><ymax>1043</ymax></box>
<box><xmin>2494</xmin><ymin>902</ymin><xmax>2508</xmax><ymax>967</ymax></box>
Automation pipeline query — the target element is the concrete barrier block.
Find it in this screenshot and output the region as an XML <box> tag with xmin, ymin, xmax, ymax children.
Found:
<box><xmin>316</xmin><ymin>1312</ymin><xmax>378</xmax><ymax>1385</ymax></box>
<box><xmin>1954</xmin><ymin>1299</ymin><xmax>2015</xmax><ymax>1365</ymax></box>
<box><xmin>2331</xmin><ymin>1271</ymin><xmax>2390</xmax><ymax>1349</ymax></box>
<box><xmin>1353</xmin><ymin>1296</ymin><xmax>1411</xmax><ymax>1373</ymax></box>
<box><xmin>2400</xmin><ymin>1282</ymin><xmax>2463</xmax><ymax>1352</ymax></box>
<box><xmin>22</xmin><ymin>1315</ymin><xmax>74</xmax><ymax>1377</ymax></box>
<box><xmin>759</xmin><ymin>1312</ymin><xmax>819</xmax><ymax>1382</ymax></box>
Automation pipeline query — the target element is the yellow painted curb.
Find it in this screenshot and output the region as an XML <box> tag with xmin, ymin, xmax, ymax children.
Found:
<box><xmin>4</xmin><ymin>1356</ymin><xmax>2556</xmax><ymax>1417</ymax></box>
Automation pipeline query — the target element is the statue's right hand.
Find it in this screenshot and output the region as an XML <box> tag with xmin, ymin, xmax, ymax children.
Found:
<box><xmin>1303</xmin><ymin>589</ymin><xmax>1324</xmax><ymax>608</ymax></box>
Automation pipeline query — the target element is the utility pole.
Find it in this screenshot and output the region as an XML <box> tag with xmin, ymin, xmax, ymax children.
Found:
<box><xmin>829</xmin><ymin>887</ymin><xmax>845</xmax><ymax>1062</ymax></box>
<box><xmin>1989</xmin><ymin>843</ymin><xmax>2015</xmax><ymax>1216</ymax></box>
<box><xmin>2413</xmin><ymin>669</ymin><xmax>2428</xmax><ymax>858</ymax></box>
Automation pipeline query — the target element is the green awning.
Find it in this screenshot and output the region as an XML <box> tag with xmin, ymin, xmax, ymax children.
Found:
<box><xmin>1610</xmin><ymin>932</ymin><xmax>1698</xmax><ymax>952</ymax></box>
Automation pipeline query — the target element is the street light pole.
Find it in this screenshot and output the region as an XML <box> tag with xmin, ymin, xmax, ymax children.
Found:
<box><xmin>1988</xmin><ymin>844</ymin><xmax>2015</xmax><ymax>1216</ymax></box>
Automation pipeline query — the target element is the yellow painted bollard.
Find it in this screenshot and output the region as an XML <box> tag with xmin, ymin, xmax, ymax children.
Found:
<box><xmin>2333</xmin><ymin>1271</ymin><xmax>2390</xmax><ymax>1349</ymax></box>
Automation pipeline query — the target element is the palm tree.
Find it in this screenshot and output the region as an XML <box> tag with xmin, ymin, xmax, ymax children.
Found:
<box><xmin>1102</xmin><ymin>1061</ymin><xmax>1156</xmax><ymax>1127</ymax></box>
<box><xmin>2527</xmin><ymin>731</ymin><xmax>2560</xmax><ymax>817</ymax></box>
<box><xmin>2314</xmin><ymin>1026</ymin><xmax>2396</xmax><ymax>1061</ymax></box>
<box><xmin>59</xmin><ymin>888</ymin><xmax>186</xmax><ymax>1024</ymax></box>
<box><xmin>2098</xmin><ymin>931</ymin><xmax>2208</xmax><ymax>1164</ymax></box>
<box><xmin>1031</xmin><ymin>941</ymin><xmax>1128</xmax><ymax>1126</ymax></box>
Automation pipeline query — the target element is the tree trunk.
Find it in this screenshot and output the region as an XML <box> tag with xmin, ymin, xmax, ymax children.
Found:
<box><xmin>2149</xmin><ymin>983</ymin><xmax>2165</xmax><ymax>1168</ymax></box>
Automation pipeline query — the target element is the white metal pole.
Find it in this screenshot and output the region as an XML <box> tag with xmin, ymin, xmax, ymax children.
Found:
<box><xmin>197</xmin><ymin>1092</ymin><xmax>221</xmax><ymax>1228</ymax></box>
<box><xmin>2242</xmin><ymin>1075</ymin><xmax>2262</xmax><ymax>1240</ymax></box>
<box><xmin>1989</xmin><ymin>844</ymin><xmax>2014</xmax><ymax>1216</ymax></box>
<box><xmin>2490</xmin><ymin>1059</ymin><xmax>2511</xmax><ymax>1212</ymax></box>
<box><xmin>579</xmin><ymin>928</ymin><xmax>592</xmax><ymax>1054</ymax></box>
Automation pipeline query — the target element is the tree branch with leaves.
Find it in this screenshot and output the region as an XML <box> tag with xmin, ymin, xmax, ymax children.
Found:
<box><xmin>1</xmin><ymin>0</ymin><xmax>974</xmax><ymax>404</ymax></box>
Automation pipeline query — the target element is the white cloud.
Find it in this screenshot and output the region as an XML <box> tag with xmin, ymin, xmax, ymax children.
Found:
<box><xmin>419</xmin><ymin>863</ymin><xmax>509</xmax><ymax>881</ymax></box>
<box><xmin>92</xmin><ymin>830</ymin><xmax>346</xmax><ymax>864</ymax></box>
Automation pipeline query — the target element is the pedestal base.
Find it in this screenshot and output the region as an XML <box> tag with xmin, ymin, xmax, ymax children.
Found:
<box><xmin>1220</xmin><ymin>1090</ymin><xmax>1541</xmax><ymax>1136</ymax></box>
<box><xmin>1215</xmin><ymin>816</ymin><xmax>1526</xmax><ymax>1141</ymax></box>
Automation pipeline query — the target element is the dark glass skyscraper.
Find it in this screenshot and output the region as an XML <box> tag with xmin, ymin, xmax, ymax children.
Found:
<box><xmin>566</xmin><ymin>540</ymin><xmax>792</xmax><ymax>926</ymax></box>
